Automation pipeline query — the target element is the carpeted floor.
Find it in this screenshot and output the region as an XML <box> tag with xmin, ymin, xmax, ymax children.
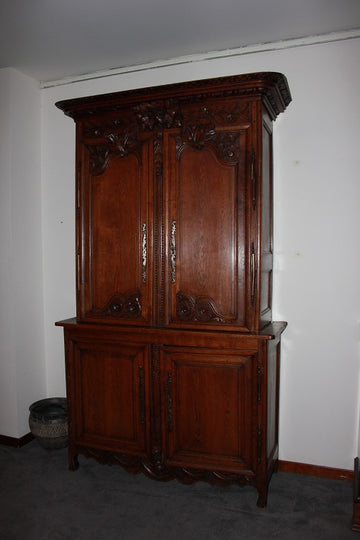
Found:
<box><xmin>0</xmin><ymin>440</ymin><xmax>357</xmax><ymax>540</ymax></box>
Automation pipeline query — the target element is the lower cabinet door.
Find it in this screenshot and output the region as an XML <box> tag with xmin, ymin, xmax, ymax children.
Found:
<box><xmin>162</xmin><ymin>347</ymin><xmax>258</xmax><ymax>474</ymax></box>
<box><xmin>69</xmin><ymin>339</ymin><xmax>149</xmax><ymax>455</ymax></box>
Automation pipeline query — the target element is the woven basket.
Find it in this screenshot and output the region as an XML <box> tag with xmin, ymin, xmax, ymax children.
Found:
<box><xmin>29</xmin><ymin>398</ymin><xmax>68</xmax><ymax>449</ymax></box>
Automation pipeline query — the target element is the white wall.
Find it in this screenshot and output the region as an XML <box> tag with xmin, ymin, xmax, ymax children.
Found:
<box><xmin>40</xmin><ymin>37</ymin><xmax>360</xmax><ymax>470</ymax></box>
<box><xmin>0</xmin><ymin>68</ymin><xmax>46</xmax><ymax>438</ymax></box>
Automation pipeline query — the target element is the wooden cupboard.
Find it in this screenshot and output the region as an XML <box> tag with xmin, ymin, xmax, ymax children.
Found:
<box><xmin>56</xmin><ymin>72</ymin><xmax>291</xmax><ymax>506</ymax></box>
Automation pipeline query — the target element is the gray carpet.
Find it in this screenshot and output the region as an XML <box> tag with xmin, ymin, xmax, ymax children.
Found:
<box><xmin>0</xmin><ymin>440</ymin><xmax>357</xmax><ymax>540</ymax></box>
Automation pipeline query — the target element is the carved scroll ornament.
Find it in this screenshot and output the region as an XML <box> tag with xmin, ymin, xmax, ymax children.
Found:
<box><xmin>176</xmin><ymin>292</ymin><xmax>227</xmax><ymax>323</ymax></box>
<box><xmin>91</xmin><ymin>291</ymin><xmax>142</xmax><ymax>318</ymax></box>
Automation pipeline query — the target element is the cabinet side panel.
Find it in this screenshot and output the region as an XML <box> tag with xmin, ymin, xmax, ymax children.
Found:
<box><xmin>266</xmin><ymin>339</ymin><xmax>280</xmax><ymax>462</ymax></box>
<box><xmin>260</xmin><ymin>113</ymin><xmax>273</xmax><ymax>327</ymax></box>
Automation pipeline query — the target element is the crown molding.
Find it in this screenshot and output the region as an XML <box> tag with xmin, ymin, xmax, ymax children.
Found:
<box><xmin>41</xmin><ymin>28</ymin><xmax>360</xmax><ymax>89</ymax></box>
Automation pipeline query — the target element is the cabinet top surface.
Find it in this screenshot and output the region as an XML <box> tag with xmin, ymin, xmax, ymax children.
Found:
<box><xmin>55</xmin><ymin>318</ymin><xmax>287</xmax><ymax>342</ymax></box>
<box><xmin>56</xmin><ymin>71</ymin><xmax>291</xmax><ymax>121</ymax></box>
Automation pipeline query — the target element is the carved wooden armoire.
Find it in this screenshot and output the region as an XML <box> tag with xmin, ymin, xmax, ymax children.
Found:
<box><xmin>56</xmin><ymin>72</ymin><xmax>291</xmax><ymax>507</ymax></box>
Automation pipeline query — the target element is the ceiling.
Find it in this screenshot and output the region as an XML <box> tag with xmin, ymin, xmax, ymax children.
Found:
<box><xmin>1</xmin><ymin>0</ymin><xmax>360</xmax><ymax>84</ymax></box>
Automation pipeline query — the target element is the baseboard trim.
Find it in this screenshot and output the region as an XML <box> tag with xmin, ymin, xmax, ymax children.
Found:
<box><xmin>278</xmin><ymin>459</ymin><xmax>353</xmax><ymax>481</ymax></box>
<box><xmin>0</xmin><ymin>432</ymin><xmax>34</xmax><ymax>448</ymax></box>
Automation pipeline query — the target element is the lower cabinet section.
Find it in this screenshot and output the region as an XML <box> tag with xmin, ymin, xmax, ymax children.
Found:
<box><xmin>59</xmin><ymin>319</ymin><xmax>285</xmax><ymax>507</ymax></box>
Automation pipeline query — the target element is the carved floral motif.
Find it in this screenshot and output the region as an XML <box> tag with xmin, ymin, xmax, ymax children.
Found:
<box><xmin>176</xmin><ymin>128</ymin><xmax>241</xmax><ymax>162</ymax></box>
<box><xmin>181</xmin><ymin>124</ymin><xmax>216</xmax><ymax>149</ymax></box>
<box><xmin>86</xmin><ymin>129</ymin><xmax>142</xmax><ymax>175</ymax></box>
<box><xmin>84</xmin><ymin>98</ymin><xmax>248</xmax><ymax>174</ymax></box>
<box><xmin>214</xmin><ymin>132</ymin><xmax>242</xmax><ymax>161</ymax></box>
<box><xmin>133</xmin><ymin>99</ymin><xmax>182</xmax><ymax>131</ymax></box>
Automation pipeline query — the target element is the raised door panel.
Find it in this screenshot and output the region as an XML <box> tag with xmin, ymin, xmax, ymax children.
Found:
<box><xmin>163</xmin><ymin>121</ymin><xmax>251</xmax><ymax>331</ymax></box>
<box><xmin>77</xmin><ymin>129</ymin><xmax>153</xmax><ymax>325</ymax></box>
<box><xmin>162</xmin><ymin>347</ymin><xmax>257</xmax><ymax>474</ymax></box>
<box><xmin>69</xmin><ymin>339</ymin><xmax>149</xmax><ymax>455</ymax></box>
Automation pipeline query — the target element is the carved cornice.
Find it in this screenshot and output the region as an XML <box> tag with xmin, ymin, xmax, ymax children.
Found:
<box><xmin>56</xmin><ymin>72</ymin><xmax>291</xmax><ymax>121</ymax></box>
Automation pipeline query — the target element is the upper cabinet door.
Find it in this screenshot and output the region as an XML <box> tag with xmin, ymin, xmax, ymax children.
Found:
<box><xmin>163</xmin><ymin>98</ymin><xmax>254</xmax><ymax>331</ymax></box>
<box><xmin>76</xmin><ymin>114</ymin><xmax>153</xmax><ymax>325</ymax></box>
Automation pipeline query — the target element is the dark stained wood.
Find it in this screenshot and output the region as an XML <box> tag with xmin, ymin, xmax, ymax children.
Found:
<box><xmin>56</xmin><ymin>72</ymin><xmax>291</xmax><ymax>507</ymax></box>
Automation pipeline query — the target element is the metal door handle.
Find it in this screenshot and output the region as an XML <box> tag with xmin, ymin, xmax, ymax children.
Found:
<box><xmin>170</xmin><ymin>221</ymin><xmax>176</xmax><ymax>284</ymax></box>
<box><xmin>142</xmin><ymin>223</ymin><xmax>147</xmax><ymax>283</ymax></box>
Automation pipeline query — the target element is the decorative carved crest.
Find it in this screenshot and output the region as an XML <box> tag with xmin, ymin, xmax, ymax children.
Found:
<box><xmin>86</xmin><ymin>129</ymin><xmax>142</xmax><ymax>175</ymax></box>
<box><xmin>133</xmin><ymin>99</ymin><xmax>182</xmax><ymax>131</ymax></box>
<box><xmin>176</xmin><ymin>127</ymin><xmax>241</xmax><ymax>162</ymax></box>
<box><xmin>105</xmin><ymin>131</ymin><xmax>140</xmax><ymax>157</ymax></box>
<box><xmin>181</xmin><ymin>124</ymin><xmax>216</xmax><ymax>149</ymax></box>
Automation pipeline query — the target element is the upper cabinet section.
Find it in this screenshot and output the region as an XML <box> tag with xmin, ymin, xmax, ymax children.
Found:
<box><xmin>56</xmin><ymin>73</ymin><xmax>291</xmax><ymax>331</ymax></box>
